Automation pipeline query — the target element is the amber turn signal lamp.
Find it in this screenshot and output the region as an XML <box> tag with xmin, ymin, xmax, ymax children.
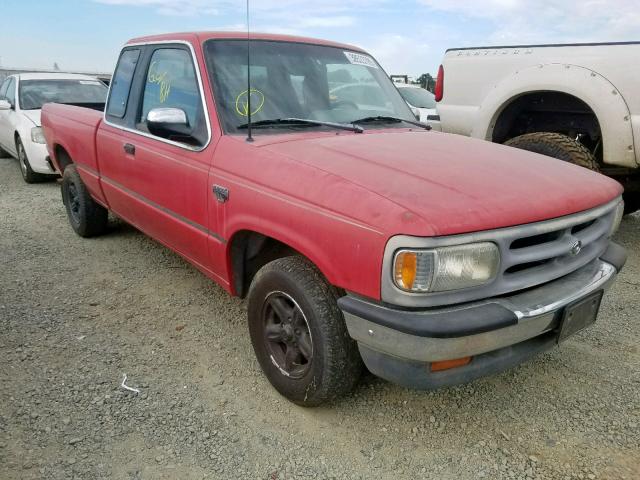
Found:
<box><xmin>430</xmin><ymin>356</ymin><xmax>472</xmax><ymax>372</ymax></box>
<box><xmin>395</xmin><ymin>251</ymin><xmax>417</xmax><ymax>290</ymax></box>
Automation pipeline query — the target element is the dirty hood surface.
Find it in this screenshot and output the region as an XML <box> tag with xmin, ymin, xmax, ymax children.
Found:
<box><xmin>259</xmin><ymin>130</ymin><xmax>621</xmax><ymax>236</ymax></box>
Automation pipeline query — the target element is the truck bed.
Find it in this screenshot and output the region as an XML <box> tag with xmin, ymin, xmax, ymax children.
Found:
<box><xmin>437</xmin><ymin>42</ymin><xmax>640</xmax><ymax>169</ymax></box>
<box><xmin>41</xmin><ymin>103</ymin><xmax>106</xmax><ymax>204</ymax></box>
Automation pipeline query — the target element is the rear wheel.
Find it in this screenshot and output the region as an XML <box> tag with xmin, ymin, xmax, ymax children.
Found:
<box><xmin>61</xmin><ymin>164</ymin><xmax>108</xmax><ymax>237</ymax></box>
<box><xmin>504</xmin><ymin>132</ymin><xmax>599</xmax><ymax>171</ymax></box>
<box><xmin>16</xmin><ymin>137</ymin><xmax>48</xmax><ymax>183</ymax></box>
<box><xmin>247</xmin><ymin>256</ymin><xmax>362</xmax><ymax>406</ymax></box>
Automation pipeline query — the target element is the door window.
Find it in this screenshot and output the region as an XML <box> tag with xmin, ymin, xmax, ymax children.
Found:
<box><xmin>106</xmin><ymin>48</ymin><xmax>141</xmax><ymax>119</ymax></box>
<box><xmin>137</xmin><ymin>47</ymin><xmax>206</xmax><ymax>147</ymax></box>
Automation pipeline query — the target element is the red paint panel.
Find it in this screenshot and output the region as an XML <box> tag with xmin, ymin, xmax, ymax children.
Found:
<box><xmin>117</xmin><ymin>132</ymin><xmax>216</xmax><ymax>272</ymax></box>
<box><xmin>212</xmin><ymin>136</ymin><xmax>387</xmax><ymax>300</ymax></box>
<box><xmin>41</xmin><ymin>104</ymin><xmax>107</xmax><ymax>204</ymax></box>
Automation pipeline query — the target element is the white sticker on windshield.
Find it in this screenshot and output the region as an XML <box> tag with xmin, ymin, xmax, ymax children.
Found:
<box><xmin>343</xmin><ymin>51</ymin><xmax>378</xmax><ymax>69</ymax></box>
<box><xmin>79</xmin><ymin>80</ymin><xmax>101</xmax><ymax>85</ymax></box>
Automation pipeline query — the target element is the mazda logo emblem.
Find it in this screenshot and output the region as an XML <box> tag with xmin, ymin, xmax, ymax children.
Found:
<box><xmin>569</xmin><ymin>240</ymin><xmax>582</xmax><ymax>256</ymax></box>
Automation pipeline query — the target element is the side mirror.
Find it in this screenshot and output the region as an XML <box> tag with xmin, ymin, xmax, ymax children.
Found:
<box><xmin>0</xmin><ymin>100</ymin><xmax>11</xmax><ymax>111</ymax></box>
<box><xmin>146</xmin><ymin>107</ymin><xmax>190</xmax><ymax>139</ymax></box>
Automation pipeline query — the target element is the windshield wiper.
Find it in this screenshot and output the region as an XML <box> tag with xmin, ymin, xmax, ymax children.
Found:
<box><xmin>237</xmin><ymin>118</ymin><xmax>363</xmax><ymax>133</ymax></box>
<box><xmin>351</xmin><ymin>116</ymin><xmax>431</xmax><ymax>130</ymax></box>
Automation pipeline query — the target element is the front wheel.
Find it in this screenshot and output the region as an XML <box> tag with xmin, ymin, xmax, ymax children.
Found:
<box><xmin>16</xmin><ymin>137</ymin><xmax>48</xmax><ymax>184</ymax></box>
<box><xmin>247</xmin><ymin>256</ymin><xmax>362</xmax><ymax>406</ymax></box>
<box><xmin>61</xmin><ymin>165</ymin><xmax>108</xmax><ymax>237</ymax></box>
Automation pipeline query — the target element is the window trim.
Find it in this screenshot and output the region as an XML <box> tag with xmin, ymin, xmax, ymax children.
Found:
<box><xmin>103</xmin><ymin>40</ymin><xmax>212</xmax><ymax>152</ymax></box>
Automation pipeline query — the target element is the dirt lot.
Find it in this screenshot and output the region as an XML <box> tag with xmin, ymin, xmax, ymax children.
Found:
<box><xmin>0</xmin><ymin>154</ymin><xmax>639</xmax><ymax>480</ymax></box>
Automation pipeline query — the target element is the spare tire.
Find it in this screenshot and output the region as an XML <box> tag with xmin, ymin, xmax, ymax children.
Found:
<box><xmin>504</xmin><ymin>132</ymin><xmax>599</xmax><ymax>171</ymax></box>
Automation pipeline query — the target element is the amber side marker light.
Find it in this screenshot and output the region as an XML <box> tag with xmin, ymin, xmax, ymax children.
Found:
<box><xmin>430</xmin><ymin>356</ymin><xmax>472</xmax><ymax>372</ymax></box>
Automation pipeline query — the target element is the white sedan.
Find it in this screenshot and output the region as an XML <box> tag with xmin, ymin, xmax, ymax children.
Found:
<box><xmin>395</xmin><ymin>83</ymin><xmax>441</xmax><ymax>131</ymax></box>
<box><xmin>0</xmin><ymin>73</ymin><xmax>108</xmax><ymax>183</ymax></box>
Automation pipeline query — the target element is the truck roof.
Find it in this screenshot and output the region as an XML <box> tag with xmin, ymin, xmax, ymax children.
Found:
<box><xmin>447</xmin><ymin>40</ymin><xmax>640</xmax><ymax>52</ymax></box>
<box><xmin>126</xmin><ymin>31</ymin><xmax>366</xmax><ymax>53</ymax></box>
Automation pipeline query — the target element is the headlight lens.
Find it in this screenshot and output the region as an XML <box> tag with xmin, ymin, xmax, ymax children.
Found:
<box><xmin>31</xmin><ymin>127</ymin><xmax>46</xmax><ymax>144</ymax></box>
<box><xmin>393</xmin><ymin>242</ymin><xmax>500</xmax><ymax>293</ymax></box>
<box><xmin>609</xmin><ymin>201</ymin><xmax>624</xmax><ymax>237</ymax></box>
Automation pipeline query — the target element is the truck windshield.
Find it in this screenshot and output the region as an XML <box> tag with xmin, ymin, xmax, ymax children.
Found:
<box><xmin>19</xmin><ymin>79</ymin><xmax>108</xmax><ymax>110</ymax></box>
<box><xmin>204</xmin><ymin>40</ymin><xmax>416</xmax><ymax>134</ymax></box>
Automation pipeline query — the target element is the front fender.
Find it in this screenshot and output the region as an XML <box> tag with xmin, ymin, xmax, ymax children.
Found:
<box><xmin>222</xmin><ymin>202</ymin><xmax>386</xmax><ymax>301</ymax></box>
<box><xmin>473</xmin><ymin>63</ymin><xmax>637</xmax><ymax>168</ymax></box>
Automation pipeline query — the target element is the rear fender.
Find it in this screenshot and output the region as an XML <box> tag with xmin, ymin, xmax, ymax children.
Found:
<box><xmin>474</xmin><ymin>64</ymin><xmax>637</xmax><ymax>168</ymax></box>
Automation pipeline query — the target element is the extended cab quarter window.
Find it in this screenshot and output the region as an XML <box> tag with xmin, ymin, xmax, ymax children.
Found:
<box><xmin>137</xmin><ymin>47</ymin><xmax>207</xmax><ymax>147</ymax></box>
<box><xmin>106</xmin><ymin>48</ymin><xmax>141</xmax><ymax>119</ymax></box>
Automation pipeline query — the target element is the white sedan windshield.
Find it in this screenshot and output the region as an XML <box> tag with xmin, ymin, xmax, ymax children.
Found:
<box><xmin>398</xmin><ymin>87</ymin><xmax>436</xmax><ymax>109</ymax></box>
<box><xmin>19</xmin><ymin>79</ymin><xmax>108</xmax><ymax>110</ymax></box>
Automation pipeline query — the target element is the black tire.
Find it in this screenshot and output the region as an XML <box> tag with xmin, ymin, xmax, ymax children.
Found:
<box><xmin>16</xmin><ymin>137</ymin><xmax>49</xmax><ymax>183</ymax></box>
<box><xmin>61</xmin><ymin>164</ymin><xmax>108</xmax><ymax>237</ymax></box>
<box><xmin>247</xmin><ymin>256</ymin><xmax>362</xmax><ymax>406</ymax></box>
<box><xmin>504</xmin><ymin>132</ymin><xmax>599</xmax><ymax>171</ymax></box>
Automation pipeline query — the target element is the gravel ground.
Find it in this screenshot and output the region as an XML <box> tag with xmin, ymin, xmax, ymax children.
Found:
<box><xmin>0</xmin><ymin>154</ymin><xmax>639</xmax><ymax>480</ymax></box>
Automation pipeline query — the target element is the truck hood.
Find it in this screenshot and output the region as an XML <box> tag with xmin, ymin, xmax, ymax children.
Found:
<box><xmin>21</xmin><ymin>110</ymin><xmax>41</xmax><ymax>126</ymax></box>
<box><xmin>259</xmin><ymin>130</ymin><xmax>622</xmax><ymax>236</ymax></box>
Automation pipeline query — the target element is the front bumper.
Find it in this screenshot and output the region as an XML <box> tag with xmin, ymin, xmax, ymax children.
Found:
<box><xmin>23</xmin><ymin>139</ymin><xmax>55</xmax><ymax>175</ymax></box>
<box><xmin>338</xmin><ymin>243</ymin><xmax>626</xmax><ymax>389</ymax></box>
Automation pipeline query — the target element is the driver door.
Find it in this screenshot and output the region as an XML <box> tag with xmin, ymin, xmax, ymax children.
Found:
<box><xmin>119</xmin><ymin>45</ymin><xmax>214</xmax><ymax>270</ymax></box>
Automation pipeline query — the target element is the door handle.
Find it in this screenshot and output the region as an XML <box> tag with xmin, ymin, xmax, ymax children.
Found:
<box><xmin>123</xmin><ymin>143</ymin><xmax>136</xmax><ymax>155</ymax></box>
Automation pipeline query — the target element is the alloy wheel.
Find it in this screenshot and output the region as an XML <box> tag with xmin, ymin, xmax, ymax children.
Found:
<box><xmin>262</xmin><ymin>291</ymin><xmax>313</xmax><ymax>379</ymax></box>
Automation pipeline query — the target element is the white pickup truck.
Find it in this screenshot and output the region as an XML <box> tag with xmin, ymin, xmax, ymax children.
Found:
<box><xmin>435</xmin><ymin>41</ymin><xmax>640</xmax><ymax>213</ymax></box>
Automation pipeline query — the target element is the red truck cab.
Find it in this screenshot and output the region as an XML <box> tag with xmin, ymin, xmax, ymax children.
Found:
<box><xmin>42</xmin><ymin>32</ymin><xmax>626</xmax><ymax>406</ymax></box>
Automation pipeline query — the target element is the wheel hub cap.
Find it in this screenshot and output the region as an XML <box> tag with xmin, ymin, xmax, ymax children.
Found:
<box><xmin>263</xmin><ymin>291</ymin><xmax>313</xmax><ymax>379</ymax></box>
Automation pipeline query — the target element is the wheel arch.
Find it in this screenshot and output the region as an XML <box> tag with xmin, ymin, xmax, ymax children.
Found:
<box><xmin>225</xmin><ymin>228</ymin><xmax>340</xmax><ymax>299</ymax></box>
<box><xmin>53</xmin><ymin>144</ymin><xmax>74</xmax><ymax>173</ymax></box>
<box><xmin>472</xmin><ymin>63</ymin><xmax>636</xmax><ymax>168</ymax></box>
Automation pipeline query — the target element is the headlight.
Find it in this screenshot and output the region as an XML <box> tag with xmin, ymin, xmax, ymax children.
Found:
<box><xmin>31</xmin><ymin>127</ymin><xmax>46</xmax><ymax>144</ymax></box>
<box><xmin>393</xmin><ymin>242</ymin><xmax>500</xmax><ymax>293</ymax></box>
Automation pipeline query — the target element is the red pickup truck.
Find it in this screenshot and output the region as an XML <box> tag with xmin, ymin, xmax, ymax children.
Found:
<box><xmin>42</xmin><ymin>32</ymin><xmax>627</xmax><ymax>406</ymax></box>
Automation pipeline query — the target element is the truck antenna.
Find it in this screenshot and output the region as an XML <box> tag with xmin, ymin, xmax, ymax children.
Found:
<box><xmin>245</xmin><ymin>0</ymin><xmax>253</xmax><ymax>142</ymax></box>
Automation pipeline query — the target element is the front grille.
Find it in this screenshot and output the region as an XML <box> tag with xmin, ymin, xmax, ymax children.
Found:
<box><xmin>381</xmin><ymin>197</ymin><xmax>621</xmax><ymax>308</ymax></box>
<box><xmin>496</xmin><ymin>206</ymin><xmax>615</xmax><ymax>294</ymax></box>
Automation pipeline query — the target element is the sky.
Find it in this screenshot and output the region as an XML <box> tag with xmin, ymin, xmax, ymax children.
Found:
<box><xmin>1</xmin><ymin>0</ymin><xmax>639</xmax><ymax>77</ymax></box>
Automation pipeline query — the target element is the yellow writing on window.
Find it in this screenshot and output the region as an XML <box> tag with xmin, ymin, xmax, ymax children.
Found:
<box><xmin>235</xmin><ymin>89</ymin><xmax>265</xmax><ymax>117</ymax></box>
<box><xmin>147</xmin><ymin>62</ymin><xmax>171</xmax><ymax>103</ymax></box>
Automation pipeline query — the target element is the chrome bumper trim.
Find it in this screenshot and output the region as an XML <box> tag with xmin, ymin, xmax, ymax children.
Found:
<box><xmin>344</xmin><ymin>260</ymin><xmax>617</xmax><ymax>362</ymax></box>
